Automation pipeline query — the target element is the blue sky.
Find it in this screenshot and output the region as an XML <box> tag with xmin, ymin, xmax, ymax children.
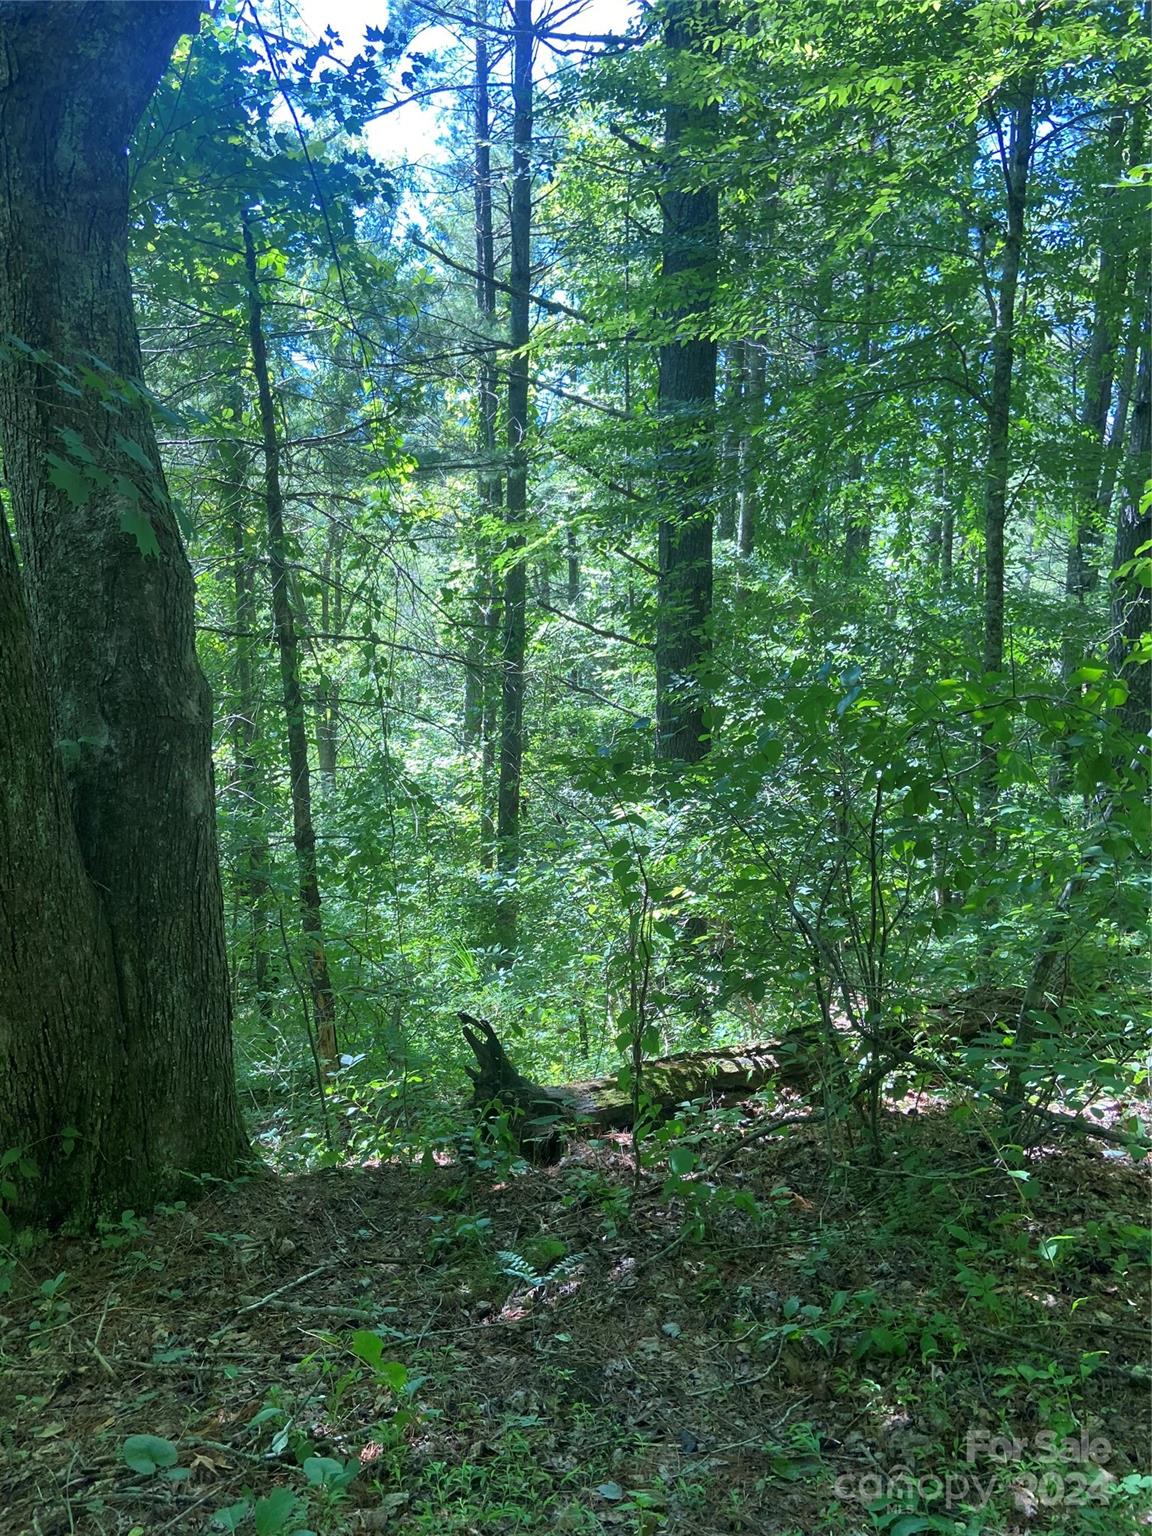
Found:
<box><xmin>289</xmin><ymin>0</ymin><xmax>638</xmax><ymax>165</ymax></box>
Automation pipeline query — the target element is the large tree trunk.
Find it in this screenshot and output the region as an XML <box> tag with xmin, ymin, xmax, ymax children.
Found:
<box><xmin>495</xmin><ymin>0</ymin><xmax>534</xmax><ymax>955</ymax></box>
<box><xmin>0</xmin><ymin>517</ymin><xmax>123</xmax><ymax>1226</ymax></box>
<box><xmin>243</xmin><ymin>215</ymin><xmax>338</xmax><ymax>1069</ymax></box>
<box><xmin>0</xmin><ymin>1</ymin><xmax>248</xmax><ymax>1221</ymax></box>
<box><xmin>654</xmin><ymin>0</ymin><xmax>719</xmax><ymax>765</ymax></box>
<box><xmin>460</xmin><ymin>1014</ymin><xmax>785</xmax><ymax>1155</ymax></box>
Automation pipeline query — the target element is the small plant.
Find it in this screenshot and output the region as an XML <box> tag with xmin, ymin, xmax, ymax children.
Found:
<box><xmin>98</xmin><ymin>1208</ymin><xmax>150</xmax><ymax>1250</ymax></box>
<box><xmin>122</xmin><ymin>1432</ymin><xmax>188</xmax><ymax>1484</ymax></box>
<box><xmin>29</xmin><ymin>1271</ymin><xmax>71</xmax><ymax>1334</ymax></box>
<box><xmin>497</xmin><ymin>1244</ymin><xmax>585</xmax><ymax>1291</ymax></box>
<box><xmin>0</xmin><ymin>1143</ymin><xmax>40</xmax><ymax>1245</ymax></box>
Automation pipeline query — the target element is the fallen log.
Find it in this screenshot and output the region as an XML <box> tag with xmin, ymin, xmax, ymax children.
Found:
<box><xmin>459</xmin><ymin>1012</ymin><xmax>790</xmax><ymax>1157</ymax></box>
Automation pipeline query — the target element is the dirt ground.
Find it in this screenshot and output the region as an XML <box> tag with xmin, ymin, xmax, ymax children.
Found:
<box><xmin>1</xmin><ymin>1108</ymin><xmax>1149</xmax><ymax>1535</ymax></box>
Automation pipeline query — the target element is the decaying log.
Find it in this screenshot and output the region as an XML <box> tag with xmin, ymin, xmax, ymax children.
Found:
<box><xmin>459</xmin><ymin>1012</ymin><xmax>789</xmax><ymax>1156</ymax></box>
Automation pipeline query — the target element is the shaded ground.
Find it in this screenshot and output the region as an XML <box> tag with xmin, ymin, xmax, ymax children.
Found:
<box><xmin>1</xmin><ymin>1108</ymin><xmax>1149</xmax><ymax>1535</ymax></box>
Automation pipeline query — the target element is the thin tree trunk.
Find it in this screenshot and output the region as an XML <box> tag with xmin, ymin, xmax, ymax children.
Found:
<box><xmin>716</xmin><ymin>344</ymin><xmax>742</xmax><ymax>544</ymax></box>
<box><xmin>979</xmin><ymin>79</ymin><xmax>1035</xmax><ymax>846</ymax></box>
<box><xmin>655</xmin><ymin>0</ymin><xmax>719</xmax><ymax>765</ymax></box>
<box><xmin>1095</xmin><ymin>242</ymin><xmax>1150</xmax><ymax>529</ymax></box>
<box><xmin>314</xmin><ymin>523</ymin><xmax>342</xmax><ymax>782</ymax></box>
<box><xmin>566</xmin><ymin>525</ymin><xmax>581</xmax><ymax>605</ymax></box>
<box><xmin>243</xmin><ymin>215</ymin><xmax>338</xmax><ymax>1070</ymax></box>
<box><xmin>221</xmin><ymin>392</ymin><xmax>273</xmax><ymax>1014</ymax></box>
<box><xmin>1109</xmin><ymin>327</ymin><xmax>1151</xmax><ymax>742</ymax></box>
<box><xmin>1065</xmin><ymin>114</ymin><xmax>1131</xmax><ymax>611</ymax></box>
<box><xmin>0</xmin><ymin>1</ymin><xmax>248</xmax><ymax>1222</ymax></box>
<box><xmin>463</xmin><ymin>2</ymin><xmax>499</xmax><ymax>742</ymax></box>
<box><xmin>495</xmin><ymin>0</ymin><xmax>534</xmax><ymax>955</ymax></box>
<box><xmin>736</xmin><ymin>342</ymin><xmax>765</xmax><ymax>558</ymax></box>
<box><xmin>982</xmin><ymin>79</ymin><xmax>1035</xmax><ymax>680</ymax></box>
<box><xmin>843</xmin><ymin>244</ymin><xmax>876</xmax><ymax>571</ymax></box>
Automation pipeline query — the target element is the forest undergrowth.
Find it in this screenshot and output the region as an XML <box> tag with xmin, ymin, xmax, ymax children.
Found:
<box><xmin>2</xmin><ymin>1099</ymin><xmax>1149</xmax><ymax>1536</ymax></box>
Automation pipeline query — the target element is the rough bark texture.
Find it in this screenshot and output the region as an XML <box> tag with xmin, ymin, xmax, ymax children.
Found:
<box><xmin>0</xmin><ymin>517</ymin><xmax>122</xmax><ymax>1222</ymax></box>
<box><xmin>655</xmin><ymin>0</ymin><xmax>719</xmax><ymax>764</ymax></box>
<box><xmin>244</xmin><ymin>216</ymin><xmax>338</xmax><ymax>1067</ymax></box>
<box><xmin>0</xmin><ymin>2</ymin><xmax>248</xmax><ymax>1219</ymax></box>
<box><xmin>460</xmin><ymin>1013</ymin><xmax>785</xmax><ymax>1156</ymax></box>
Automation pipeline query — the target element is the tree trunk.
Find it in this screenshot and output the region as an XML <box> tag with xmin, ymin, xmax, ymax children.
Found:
<box><xmin>982</xmin><ymin>79</ymin><xmax>1035</xmax><ymax>680</ymax></box>
<box><xmin>460</xmin><ymin>1013</ymin><xmax>786</xmax><ymax>1156</ymax></box>
<box><xmin>1109</xmin><ymin>328</ymin><xmax>1151</xmax><ymax>743</ymax></box>
<box><xmin>0</xmin><ymin>515</ymin><xmax>124</xmax><ymax>1225</ymax></box>
<box><xmin>314</xmin><ymin>523</ymin><xmax>342</xmax><ymax>782</ymax></box>
<box><xmin>736</xmin><ymin>342</ymin><xmax>765</xmax><ymax>559</ymax></box>
<box><xmin>495</xmin><ymin>0</ymin><xmax>534</xmax><ymax>955</ymax></box>
<box><xmin>654</xmin><ymin>0</ymin><xmax>719</xmax><ymax>765</ymax></box>
<box><xmin>0</xmin><ymin>1</ymin><xmax>248</xmax><ymax>1221</ymax></box>
<box><xmin>1095</xmin><ymin>241</ymin><xmax>1150</xmax><ymax>532</ymax></box>
<box><xmin>220</xmin><ymin>394</ymin><xmax>274</xmax><ymax>1014</ymax></box>
<box><xmin>463</xmin><ymin>0</ymin><xmax>502</xmax><ymax>791</ymax></box>
<box><xmin>1064</xmin><ymin>114</ymin><xmax>1130</xmax><ymax>610</ymax></box>
<box><xmin>243</xmin><ymin>215</ymin><xmax>338</xmax><ymax>1070</ymax></box>
<box><xmin>979</xmin><ymin>79</ymin><xmax>1035</xmax><ymax>848</ymax></box>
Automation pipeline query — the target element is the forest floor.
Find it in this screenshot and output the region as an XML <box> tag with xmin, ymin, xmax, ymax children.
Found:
<box><xmin>1</xmin><ymin>1106</ymin><xmax>1149</xmax><ymax>1536</ymax></box>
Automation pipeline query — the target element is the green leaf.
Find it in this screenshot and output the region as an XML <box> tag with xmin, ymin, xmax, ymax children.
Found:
<box><xmin>210</xmin><ymin>1500</ymin><xmax>252</xmax><ymax>1532</ymax></box>
<box><xmin>122</xmin><ymin>1434</ymin><xmax>179</xmax><ymax>1476</ymax></box>
<box><xmin>45</xmin><ymin>454</ymin><xmax>93</xmax><ymax>508</ymax></box>
<box><xmin>347</xmin><ymin>1328</ymin><xmax>385</xmax><ymax>1369</ymax></box>
<box><xmin>302</xmin><ymin>1455</ymin><xmax>346</xmax><ymax>1487</ymax></box>
<box><xmin>119</xmin><ymin>502</ymin><xmax>160</xmax><ymax>559</ymax></box>
<box><xmin>253</xmin><ymin>1486</ymin><xmax>304</xmax><ymax>1536</ymax></box>
<box><xmin>668</xmin><ymin>1147</ymin><xmax>697</xmax><ymax>1177</ymax></box>
<box><xmin>376</xmin><ymin>1359</ymin><xmax>409</xmax><ymax>1392</ymax></box>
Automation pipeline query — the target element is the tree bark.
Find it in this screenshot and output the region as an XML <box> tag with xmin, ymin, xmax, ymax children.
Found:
<box><xmin>243</xmin><ymin>215</ymin><xmax>338</xmax><ymax>1069</ymax></box>
<box><xmin>0</xmin><ymin>515</ymin><xmax>123</xmax><ymax>1224</ymax></box>
<box><xmin>0</xmin><ymin>1</ymin><xmax>248</xmax><ymax>1220</ymax></box>
<box><xmin>655</xmin><ymin>0</ymin><xmax>719</xmax><ymax>765</ymax></box>
<box><xmin>495</xmin><ymin>0</ymin><xmax>534</xmax><ymax>955</ymax></box>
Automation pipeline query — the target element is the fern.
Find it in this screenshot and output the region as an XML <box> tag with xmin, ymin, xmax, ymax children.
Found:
<box><xmin>497</xmin><ymin>1249</ymin><xmax>586</xmax><ymax>1289</ymax></box>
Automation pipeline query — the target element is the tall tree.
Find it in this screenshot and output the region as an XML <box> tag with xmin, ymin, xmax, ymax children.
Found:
<box><xmin>981</xmin><ymin>76</ymin><xmax>1035</xmax><ymax>680</ymax></box>
<box><xmin>495</xmin><ymin>0</ymin><xmax>535</xmax><ymax>953</ymax></box>
<box><xmin>220</xmin><ymin>391</ymin><xmax>274</xmax><ymax>1013</ymax></box>
<box><xmin>0</xmin><ymin>1</ymin><xmax>247</xmax><ymax>1221</ymax></box>
<box><xmin>243</xmin><ymin>214</ymin><xmax>339</xmax><ymax>1069</ymax></box>
<box><xmin>654</xmin><ymin>0</ymin><xmax>720</xmax><ymax>764</ymax></box>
